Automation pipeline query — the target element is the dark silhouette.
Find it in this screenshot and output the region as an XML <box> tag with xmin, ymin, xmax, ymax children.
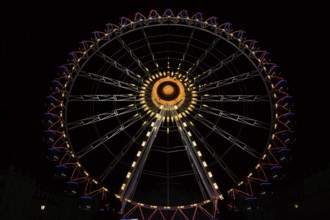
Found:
<box><xmin>217</xmin><ymin>194</ymin><xmax>247</xmax><ymax>220</ymax></box>
<box><xmin>94</xmin><ymin>192</ymin><xmax>122</xmax><ymax>220</ymax></box>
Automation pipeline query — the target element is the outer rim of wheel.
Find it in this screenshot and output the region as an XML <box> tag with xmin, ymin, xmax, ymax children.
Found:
<box><xmin>45</xmin><ymin>9</ymin><xmax>295</xmax><ymax>213</ymax></box>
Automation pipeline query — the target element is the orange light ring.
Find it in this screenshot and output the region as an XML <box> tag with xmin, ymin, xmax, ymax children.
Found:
<box><xmin>151</xmin><ymin>76</ymin><xmax>185</xmax><ymax>107</ymax></box>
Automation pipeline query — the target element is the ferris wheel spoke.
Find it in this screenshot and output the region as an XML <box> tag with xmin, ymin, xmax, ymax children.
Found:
<box><xmin>95</xmin><ymin>51</ymin><xmax>143</xmax><ymax>84</ymax></box>
<box><xmin>199</xmin><ymin>94</ymin><xmax>269</xmax><ymax>102</ymax></box>
<box><xmin>171</xmin><ymin>108</ymin><xmax>221</xmax><ymax>199</ymax></box>
<box><xmin>67</xmin><ymin>105</ymin><xmax>141</xmax><ymax>130</ymax></box>
<box><xmin>195</xmin><ymin>114</ymin><xmax>261</xmax><ymax>159</ymax></box>
<box><xmin>176</xmin><ymin>28</ymin><xmax>196</xmax><ymax>72</ymax></box>
<box><xmin>68</xmin><ymin>94</ymin><xmax>138</xmax><ymax>102</ymax></box>
<box><xmin>187</xmin><ymin>124</ymin><xmax>240</xmax><ymax>185</ymax></box>
<box><xmin>120</xmin><ymin>109</ymin><xmax>165</xmax><ymax>201</ymax></box>
<box><xmin>115</xmin><ymin>33</ymin><xmax>151</xmax><ymax>78</ymax></box>
<box><xmin>76</xmin><ymin>114</ymin><xmax>144</xmax><ymax>159</ymax></box>
<box><xmin>79</xmin><ymin>70</ymin><xmax>139</xmax><ymax>92</ymax></box>
<box><xmin>186</xmin><ymin>152</ymin><xmax>208</xmax><ymax>200</ymax></box>
<box><xmin>141</xmin><ymin>28</ymin><xmax>159</xmax><ymax>71</ymax></box>
<box><xmin>200</xmin><ymin>105</ymin><xmax>270</xmax><ymax>130</ymax></box>
<box><xmin>97</xmin><ymin>115</ymin><xmax>156</xmax><ymax>184</ymax></box>
<box><xmin>198</xmin><ymin>70</ymin><xmax>259</xmax><ymax>93</ymax></box>
<box><xmin>195</xmin><ymin>50</ymin><xmax>243</xmax><ymax>83</ymax></box>
<box><xmin>188</xmin><ymin>36</ymin><xmax>221</xmax><ymax>76</ymax></box>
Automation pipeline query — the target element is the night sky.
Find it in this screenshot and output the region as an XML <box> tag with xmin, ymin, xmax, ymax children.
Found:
<box><xmin>1</xmin><ymin>2</ymin><xmax>329</xmax><ymax>194</ymax></box>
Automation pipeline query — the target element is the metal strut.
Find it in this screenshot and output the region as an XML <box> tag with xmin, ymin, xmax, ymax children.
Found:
<box><xmin>119</xmin><ymin>108</ymin><xmax>165</xmax><ymax>210</ymax></box>
<box><xmin>68</xmin><ymin>94</ymin><xmax>137</xmax><ymax>102</ymax></box>
<box><xmin>114</xmin><ymin>33</ymin><xmax>151</xmax><ymax>78</ymax></box>
<box><xmin>188</xmin><ymin>36</ymin><xmax>221</xmax><ymax>76</ymax></box>
<box><xmin>79</xmin><ymin>70</ymin><xmax>139</xmax><ymax>92</ymax></box>
<box><xmin>95</xmin><ymin>51</ymin><xmax>143</xmax><ymax>84</ymax></box>
<box><xmin>195</xmin><ymin>50</ymin><xmax>243</xmax><ymax>83</ymax></box>
<box><xmin>141</xmin><ymin>28</ymin><xmax>159</xmax><ymax>71</ymax></box>
<box><xmin>76</xmin><ymin>114</ymin><xmax>144</xmax><ymax>159</ymax></box>
<box><xmin>199</xmin><ymin>105</ymin><xmax>270</xmax><ymax>130</ymax></box>
<box><xmin>97</xmin><ymin>114</ymin><xmax>157</xmax><ymax>184</ymax></box>
<box><xmin>67</xmin><ymin>105</ymin><xmax>141</xmax><ymax>130</ymax></box>
<box><xmin>198</xmin><ymin>70</ymin><xmax>259</xmax><ymax>93</ymax></box>
<box><xmin>195</xmin><ymin>114</ymin><xmax>260</xmax><ymax>159</ymax></box>
<box><xmin>170</xmin><ymin>108</ymin><xmax>220</xmax><ymax>199</ymax></box>
<box><xmin>177</xmin><ymin>28</ymin><xmax>196</xmax><ymax>74</ymax></box>
<box><xmin>199</xmin><ymin>94</ymin><xmax>269</xmax><ymax>102</ymax></box>
<box><xmin>187</xmin><ymin>123</ymin><xmax>240</xmax><ymax>185</ymax></box>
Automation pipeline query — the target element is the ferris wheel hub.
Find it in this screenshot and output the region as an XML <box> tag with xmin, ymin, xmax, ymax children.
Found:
<box><xmin>162</xmin><ymin>84</ymin><xmax>175</xmax><ymax>96</ymax></box>
<box><xmin>151</xmin><ymin>76</ymin><xmax>185</xmax><ymax>107</ymax></box>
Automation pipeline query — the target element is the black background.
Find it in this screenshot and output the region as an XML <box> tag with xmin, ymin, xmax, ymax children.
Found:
<box><xmin>1</xmin><ymin>2</ymin><xmax>329</xmax><ymax>194</ymax></box>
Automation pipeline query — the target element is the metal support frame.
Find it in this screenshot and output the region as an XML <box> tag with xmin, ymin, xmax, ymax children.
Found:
<box><xmin>170</xmin><ymin>108</ymin><xmax>220</xmax><ymax>199</ymax></box>
<box><xmin>195</xmin><ymin>114</ymin><xmax>260</xmax><ymax>159</ymax></box>
<box><xmin>199</xmin><ymin>105</ymin><xmax>270</xmax><ymax>130</ymax></box>
<box><xmin>76</xmin><ymin>114</ymin><xmax>144</xmax><ymax>159</ymax></box>
<box><xmin>198</xmin><ymin>70</ymin><xmax>259</xmax><ymax>93</ymax></box>
<box><xmin>195</xmin><ymin>50</ymin><xmax>243</xmax><ymax>83</ymax></box>
<box><xmin>119</xmin><ymin>108</ymin><xmax>165</xmax><ymax>211</ymax></box>
<box><xmin>199</xmin><ymin>94</ymin><xmax>269</xmax><ymax>102</ymax></box>
<box><xmin>79</xmin><ymin>70</ymin><xmax>139</xmax><ymax>92</ymax></box>
<box><xmin>68</xmin><ymin>94</ymin><xmax>137</xmax><ymax>102</ymax></box>
<box><xmin>67</xmin><ymin>105</ymin><xmax>140</xmax><ymax>130</ymax></box>
<box><xmin>114</xmin><ymin>33</ymin><xmax>151</xmax><ymax>78</ymax></box>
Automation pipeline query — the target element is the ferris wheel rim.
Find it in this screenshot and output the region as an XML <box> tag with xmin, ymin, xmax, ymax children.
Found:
<box><xmin>45</xmin><ymin>9</ymin><xmax>295</xmax><ymax>216</ymax></box>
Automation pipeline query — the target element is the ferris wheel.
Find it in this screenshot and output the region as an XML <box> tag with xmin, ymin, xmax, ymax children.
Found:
<box><xmin>44</xmin><ymin>9</ymin><xmax>295</xmax><ymax>220</ymax></box>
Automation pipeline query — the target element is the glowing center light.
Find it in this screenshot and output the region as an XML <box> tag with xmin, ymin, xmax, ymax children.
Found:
<box><xmin>151</xmin><ymin>76</ymin><xmax>185</xmax><ymax>107</ymax></box>
<box><xmin>162</xmin><ymin>84</ymin><xmax>175</xmax><ymax>96</ymax></box>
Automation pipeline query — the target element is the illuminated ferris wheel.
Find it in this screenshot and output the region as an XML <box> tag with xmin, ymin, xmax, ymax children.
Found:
<box><xmin>44</xmin><ymin>9</ymin><xmax>295</xmax><ymax>219</ymax></box>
